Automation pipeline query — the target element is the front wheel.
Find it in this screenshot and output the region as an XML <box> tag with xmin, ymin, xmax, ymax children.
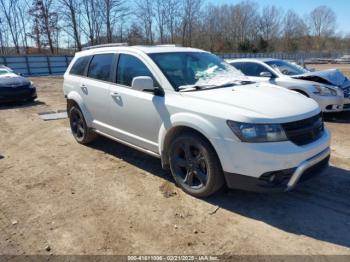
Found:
<box><xmin>168</xmin><ymin>132</ymin><xmax>224</xmax><ymax>197</ymax></box>
<box><xmin>69</xmin><ymin>105</ymin><xmax>97</xmax><ymax>144</ymax></box>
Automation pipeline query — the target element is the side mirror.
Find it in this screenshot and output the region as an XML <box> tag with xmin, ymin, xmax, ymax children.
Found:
<box><xmin>131</xmin><ymin>76</ymin><xmax>154</xmax><ymax>91</ymax></box>
<box><xmin>131</xmin><ymin>76</ymin><xmax>164</xmax><ymax>96</ymax></box>
<box><xmin>308</xmin><ymin>68</ymin><xmax>316</xmax><ymax>72</ymax></box>
<box><xmin>259</xmin><ymin>71</ymin><xmax>273</xmax><ymax>78</ymax></box>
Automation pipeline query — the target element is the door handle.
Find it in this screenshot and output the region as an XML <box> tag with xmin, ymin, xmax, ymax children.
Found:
<box><xmin>110</xmin><ymin>92</ymin><xmax>120</xmax><ymax>97</ymax></box>
<box><xmin>80</xmin><ymin>84</ymin><xmax>88</xmax><ymax>93</ymax></box>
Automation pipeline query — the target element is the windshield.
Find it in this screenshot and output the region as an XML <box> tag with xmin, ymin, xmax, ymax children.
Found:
<box><xmin>149</xmin><ymin>52</ymin><xmax>245</xmax><ymax>90</ymax></box>
<box><xmin>266</xmin><ymin>60</ymin><xmax>308</xmax><ymax>76</ymax></box>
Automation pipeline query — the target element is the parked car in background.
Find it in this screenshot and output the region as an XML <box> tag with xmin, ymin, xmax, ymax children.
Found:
<box><xmin>226</xmin><ymin>58</ymin><xmax>348</xmax><ymax>112</ymax></box>
<box><xmin>63</xmin><ymin>44</ymin><xmax>330</xmax><ymax>197</ymax></box>
<box><xmin>0</xmin><ymin>65</ymin><xmax>37</xmax><ymax>103</ymax></box>
<box><xmin>335</xmin><ymin>55</ymin><xmax>350</xmax><ymax>64</ymax></box>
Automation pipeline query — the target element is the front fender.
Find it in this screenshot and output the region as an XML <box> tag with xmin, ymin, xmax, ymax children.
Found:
<box><xmin>67</xmin><ymin>91</ymin><xmax>93</xmax><ymax>127</ymax></box>
<box><xmin>158</xmin><ymin>112</ymin><xmax>224</xmax><ymax>155</ymax></box>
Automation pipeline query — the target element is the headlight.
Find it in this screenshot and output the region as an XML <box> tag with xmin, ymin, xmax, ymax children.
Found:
<box><xmin>227</xmin><ymin>121</ymin><xmax>288</xmax><ymax>143</ymax></box>
<box><xmin>29</xmin><ymin>81</ymin><xmax>35</xmax><ymax>88</ymax></box>
<box><xmin>313</xmin><ymin>85</ymin><xmax>337</xmax><ymax>96</ymax></box>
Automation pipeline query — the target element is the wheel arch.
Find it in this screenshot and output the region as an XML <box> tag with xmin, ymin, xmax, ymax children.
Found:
<box><xmin>158</xmin><ymin>113</ymin><xmax>223</xmax><ymax>170</ymax></box>
<box><xmin>291</xmin><ymin>88</ymin><xmax>310</xmax><ymax>97</ymax></box>
<box><xmin>66</xmin><ymin>91</ymin><xmax>93</xmax><ymax>126</ymax></box>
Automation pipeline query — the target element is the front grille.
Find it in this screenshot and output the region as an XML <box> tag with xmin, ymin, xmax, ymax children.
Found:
<box><xmin>282</xmin><ymin>113</ymin><xmax>324</xmax><ymax>146</ymax></box>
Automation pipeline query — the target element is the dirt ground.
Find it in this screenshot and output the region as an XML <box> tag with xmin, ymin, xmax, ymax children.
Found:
<box><xmin>0</xmin><ymin>64</ymin><xmax>350</xmax><ymax>256</ymax></box>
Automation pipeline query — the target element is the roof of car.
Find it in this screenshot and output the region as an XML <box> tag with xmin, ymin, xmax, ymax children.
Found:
<box><xmin>226</xmin><ymin>58</ymin><xmax>279</xmax><ymax>63</ymax></box>
<box><xmin>77</xmin><ymin>44</ymin><xmax>206</xmax><ymax>56</ymax></box>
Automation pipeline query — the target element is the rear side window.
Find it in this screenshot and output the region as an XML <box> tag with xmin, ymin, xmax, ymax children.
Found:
<box><xmin>116</xmin><ymin>54</ymin><xmax>156</xmax><ymax>87</ymax></box>
<box><xmin>87</xmin><ymin>54</ymin><xmax>114</xmax><ymax>81</ymax></box>
<box><xmin>70</xmin><ymin>56</ymin><xmax>90</xmax><ymax>76</ymax></box>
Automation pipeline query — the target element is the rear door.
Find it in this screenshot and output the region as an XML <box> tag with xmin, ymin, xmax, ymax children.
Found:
<box><xmin>80</xmin><ymin>53</ymin><xmax>115</xmax><ymax>131</ymax></box>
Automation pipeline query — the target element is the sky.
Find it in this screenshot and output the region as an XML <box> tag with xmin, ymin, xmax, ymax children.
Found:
<box><xmin>208</xmin><ymin>0</ymin><xmax>350</xmax><ymax>35</ymax></box>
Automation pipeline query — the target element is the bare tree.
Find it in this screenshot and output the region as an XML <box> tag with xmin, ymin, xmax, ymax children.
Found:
<box><xmin>100</xmin><ymin>0</ymin><xmax>128</xmax><ymax>43</ymax></box>
<box><xmin>164</xmin><ymin>0</ymin><xmax>180</xmax><ymax>44</ymax></box>
<box><xmin>17</xmin><ymin>2</ymin><xmax>31</xmax><ymax>54</ymax></box>
<box><xmin>282</xmin><ymin>9</ymin><xmax>308</xmax><ymax>51</ymax></box>
<box><xmin>81</xmin><ymin>0</ymin><xmax>104</xmax><ymax>45</ymax></box>
<box><xmin>0</xmin><ymin>0</ymin><xmax>21</xmax><ymax>54</ymax></box>
<box><xmin>180</xmin><ymin>0</ymin><xmax>203</xmax><ymax>46</ymax></box>
<box><xmin>259</xmin><ymin>5</ymin><xmax>282</xmax><ymax>50</ymax></box>
<box><xmin>60</xmin><ymin>0</ymin><xmax>82</xmax><ymax>50</ymax></box>
<box><xmin>154</xmin><ymin>0</ymin><xmax>167</xmax><ymax>43</ymax></box>
<box><xmin>135</xmin><ymin>0</ymin><xmax>154</xmax><ymax>44</ymax></box>
<box><xmin>309</xmin><ymin>6</ymin><xmax>336</xmax><ymax>37</ymax></box>
<box><xmin>29</xmin><ymin>0</ymin><xmax>58</xmax><ymax>54</ymax></box>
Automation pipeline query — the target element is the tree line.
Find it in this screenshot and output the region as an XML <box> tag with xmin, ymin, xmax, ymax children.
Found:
<box><xmin>0</xmin><ymin>0</ymin><xmax>349</xmax><ymax>55</ymax></box>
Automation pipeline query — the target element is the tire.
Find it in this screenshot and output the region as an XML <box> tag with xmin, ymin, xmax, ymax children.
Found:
<box><xmin>168</xmin><ymin>131</ymin><xmax>225</xmax><ymax>198</ymax></box>
<box><xmin>69</xmin><ymin>105</ymin><xmax>97</xmax><ymax>144</ymax></box>
<box><xmin>26</xmin><ymin>97</ymin><xmax>36</xmax><ymax>102</ymax></box>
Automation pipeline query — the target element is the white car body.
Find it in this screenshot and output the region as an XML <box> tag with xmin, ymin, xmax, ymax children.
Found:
<box><xmin>226</xmin><ymin>58</ymin><xmax>346</xmax><ymax>112</ymax></box>
<box><xmin>63</xmin><ymin>45</ymin><xmax>330</xmax><ymax>195</ymax></box>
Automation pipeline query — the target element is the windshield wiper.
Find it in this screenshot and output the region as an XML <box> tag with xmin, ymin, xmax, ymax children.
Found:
<box><xmin>178</xmin><ymin>84</ymin><xmax>217</xmax><ymax>92</ymax></box>
<box><xmin>178</xmin><ymin>80</ymin><xmax>254</xmax><ymax>92</ymax></box>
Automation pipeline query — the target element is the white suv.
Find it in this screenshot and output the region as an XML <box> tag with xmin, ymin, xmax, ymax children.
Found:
<box><xmin>63</xmin><ymin>44</ymin><xmax>331</xmax><ymax>197</ymax></box>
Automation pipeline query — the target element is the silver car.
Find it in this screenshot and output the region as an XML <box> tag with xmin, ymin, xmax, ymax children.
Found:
<box><xmin>227</xmin><ymin>58</ymin><xmax>348</xmax><ymax>112</ymax></box>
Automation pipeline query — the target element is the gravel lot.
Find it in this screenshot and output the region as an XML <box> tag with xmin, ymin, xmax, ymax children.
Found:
<box><xmin>0</xmin><ymin>64</ymin><xmax>350</xmax><ymax>256</ymax></box>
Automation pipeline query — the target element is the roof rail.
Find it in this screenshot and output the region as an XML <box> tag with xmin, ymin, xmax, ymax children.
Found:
<box><xmin>82</xmin><ymin>43</ymin><xmax>129</xmax><ymax>50</ymax></box>
<box><xmin>155</xmin><ymin>44</ymin><xmax>179</xmax><ymax>47</ymax></box>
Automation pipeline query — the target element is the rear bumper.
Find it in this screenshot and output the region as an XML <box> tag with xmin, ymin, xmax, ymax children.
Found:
<box><xmin>0</xmin><ymin>88</ymin><xmax>37</xmax><ymax>103</ymax></box>
<box><xmin>224</xmin><ymin>147</ymin><xmax>330</xmax><ymax>192</ymax></box>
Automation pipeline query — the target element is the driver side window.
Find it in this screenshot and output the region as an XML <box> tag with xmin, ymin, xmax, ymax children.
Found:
<box><xmin>116</xmin><ymin>54</ymin><xmax>157</xmax><ymax>87</ymax></box>
<box><xmin>244</xmin><ymin>63</ymin><xmax>271</xmax><ymax>77</ymax></box>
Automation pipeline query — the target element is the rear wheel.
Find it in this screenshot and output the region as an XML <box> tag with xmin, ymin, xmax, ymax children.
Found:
<box><xmin>69</xmin><ymin>105</ymin><xmax>97</xmax><ymax>144</ymax></box>
<box><xmin>168</xmin><ymin>132</ymin><xmax>224</xmax><ymax>197</ymax></box>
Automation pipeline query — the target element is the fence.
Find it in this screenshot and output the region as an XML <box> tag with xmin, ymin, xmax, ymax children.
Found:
<box><xmin>217</xmin><ymin>50</ymin><xmax>350</xmax><ymax>62</ymax></box>
<box><xmin>0</xmin><ymin>55</ymin><xmax>73</xmax><ymax>76</ymax></box>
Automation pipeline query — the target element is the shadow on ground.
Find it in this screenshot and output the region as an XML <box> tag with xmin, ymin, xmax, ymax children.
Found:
<box><xmin>0</xmin><ymin>100</ymin><xmax>46</xmax><ymax>110</ymax></box>
<box><xmin>89</xmin><ymin>136</ymin><xmax>172</xmax><ymax>182</ymax></box>
<box><xmin>88</xmin><ymin>136</ymin><xmax>350</xmax><ymax>249</ymax></box>
<box><xmin>324</xmin><ymin>111</ymin><xmax>350</xmax><ymax>123</ymax></box>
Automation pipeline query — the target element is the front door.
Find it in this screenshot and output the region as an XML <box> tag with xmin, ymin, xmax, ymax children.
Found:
<box><xmin>108</xmin><ymin>53</ymin><xmax>163</xmax><ymax>153</ymax></box>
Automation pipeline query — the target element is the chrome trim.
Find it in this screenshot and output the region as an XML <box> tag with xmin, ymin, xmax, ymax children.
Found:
<box><xmin>94</xmin><ymin>129</ymin><xmax>161</xmax><ymax>158</ymax></box>
<box><xmin>286</xmin><ymin>147</ymin><xmax>330</xmax><ymax>191</ymax></box>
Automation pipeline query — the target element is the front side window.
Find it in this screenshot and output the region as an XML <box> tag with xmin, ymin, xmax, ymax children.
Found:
<box><xmin>116</xmin><ymin>54</ymin><xmax>156</xmax><ymax>87</ymax></box>
<box><xmin>230</xmin><ymin>62</ymin><xmax>246</xmax><ymax>74</ymax></box>
<box><xmin>243</xmin><ymin>63</ymin><xmax>271</xmax><ymax>77</ymax></box>
<box><xmin>266</xmin><ymin>60</ymin><xmax>308</xmax><ymax>76</ymax></box>
<box><xmin>149</xmin><ymin>52</ymin><xmax>244</xmax><ymax>90</ymax></box>
<box><xmin>70</xmin><ymin>56</ymin><xmax>90</xmax><ymax>76</ymax></box>
<box><xmin>87</xmin><ymin>54</ymin><xmax>114</xmax><ymax>81</ymax></box>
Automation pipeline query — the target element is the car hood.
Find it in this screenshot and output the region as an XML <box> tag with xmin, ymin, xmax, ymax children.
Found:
<box><xmin>0</xmin><ymin>73</ymin><xmax>30</xmax><ymax>88</ymax></box>
<box><xmin>180</xmin><ymin>83</ymin><xmax>320</xmax><ymax>123</ymax></box>
<box><xmin>292</xmin><ymin>69</ymin><xmax>350</xmax><ymax>89</ymax></box>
